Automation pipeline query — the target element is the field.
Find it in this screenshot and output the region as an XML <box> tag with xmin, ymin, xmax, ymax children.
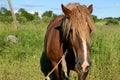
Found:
<box><xmin>0</xmin><ymin>21</ymin><xmax>120</xmax><ymax>80</ymax></box>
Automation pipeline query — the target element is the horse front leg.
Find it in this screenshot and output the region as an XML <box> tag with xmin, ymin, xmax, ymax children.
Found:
<box><xmin>50</xmin><ymin>53</ymin><xmax>69</xmax><ymax>80</ymax></box>
<box><xmin>50</xmin><ymin>61</ymin><xmax>61</xmax><ymax>80</ymax></box>
<box><xmin>51</xmin><ymin>61</ymin><xmax>69</xmax><ymax>80</ymax></box>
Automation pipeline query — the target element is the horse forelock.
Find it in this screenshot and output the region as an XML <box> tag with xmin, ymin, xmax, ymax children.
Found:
<box><xmin>62</xmin><ymin>3</ymin><xmax>95</xmax><ymax>44</ymax></box>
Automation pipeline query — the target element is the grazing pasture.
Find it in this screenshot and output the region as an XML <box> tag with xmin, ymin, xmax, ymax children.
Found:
<box><xmin>0</xmin><ymin>21</ymin><xmax>120</xmax><ymax>80</ymax></box>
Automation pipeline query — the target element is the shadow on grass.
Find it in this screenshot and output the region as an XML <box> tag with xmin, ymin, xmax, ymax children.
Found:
<box><xmin>40</xmin><ymin>50</ymin><xmax>55</xmax><ymax>80</ymax></box>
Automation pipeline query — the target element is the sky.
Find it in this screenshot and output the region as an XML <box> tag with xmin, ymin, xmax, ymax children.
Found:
<box><xmin>0</xmin><ymin>0</ymin><xmax>120</xmax><ymax>18</ymax></box>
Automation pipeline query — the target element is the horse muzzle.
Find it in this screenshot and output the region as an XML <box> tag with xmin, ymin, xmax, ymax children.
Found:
<box><xmin>76</xmin><ymin>59</ymin><xmax>92</xmax><ymax>72</ymax></box>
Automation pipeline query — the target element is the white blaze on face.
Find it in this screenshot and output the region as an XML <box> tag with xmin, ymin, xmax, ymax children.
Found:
<box><xmin>81</xmin><ymin>38</ymin><xmax>89</xmax><ymax>72</ymax></box>
<box><xmin>86</xmin><ymin>22</ymin><xmax>88</xmax><ymax>26</ymax></box>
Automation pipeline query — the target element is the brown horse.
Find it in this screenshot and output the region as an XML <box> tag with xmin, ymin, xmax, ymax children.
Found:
<box><xmin>44</xmin><ymin>3</ymin><xmax>96</xmax><ymax>80</ymax></box>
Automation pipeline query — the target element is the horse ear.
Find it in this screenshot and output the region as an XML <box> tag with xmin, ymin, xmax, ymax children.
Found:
<box><xmin>61</xmin><ymin>4</ymin><xmax>72</xmax><ymax>19</ymax></box>
<box><xmin>88</xmin><ymin>4</ymin><xmax>93</xmax><ymax>14</ymax></box>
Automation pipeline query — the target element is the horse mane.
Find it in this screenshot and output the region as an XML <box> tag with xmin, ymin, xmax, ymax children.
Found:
<box><xmin>65</xmin><ymin>3</ymin><xmax>80</xmax><ymax>10</ymax></box>
<box><xmin>62</xmin><ymin>3</ymin><xmax>96</xmax><ymax>44</ymax></box>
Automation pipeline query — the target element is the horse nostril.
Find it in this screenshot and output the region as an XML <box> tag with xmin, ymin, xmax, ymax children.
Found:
<box><xmin>82</xmin><ymin>65</ymin><xmax>90</xmax><ymax>72</ymax></box>
<box><xmin>76</xmin><ymin>60</ymin><xmax>91</xmax><ymax>72</ymax></box>
<box><xmin>85</xmin><ymin>65</ymin><xmax>90</xmax><ymax>72</ymax></box>
<box><xmin>81</xmin><ymin>60</ymin><xmax>90</xmax><ymax>72</ymax></box>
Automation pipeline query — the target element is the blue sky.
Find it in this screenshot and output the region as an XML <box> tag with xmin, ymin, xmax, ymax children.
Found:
<box><xmin>0</xmin><ymin>0</ymin><xmax>120</xmax><ymax>18</ymax></box>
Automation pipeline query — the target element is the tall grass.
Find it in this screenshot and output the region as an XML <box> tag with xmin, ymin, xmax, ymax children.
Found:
<box><xmin>0</xmin><ymin>22</ymin><xmax>120</xmax><ymax>80</ymax></box>
<box><xmin>88</xmin><ymin>25</ymin><xmax>120</xmax><ymax>80</ymax></box>
<box><xmin>0</xmin><ymin>22</ymin><xmax>47</xmax><ymax>80</ymax></box>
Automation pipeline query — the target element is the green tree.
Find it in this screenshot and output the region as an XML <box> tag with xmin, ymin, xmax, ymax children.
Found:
<box><xmin>42</xmin><ymin>10</ymin><xmax>53</xmax><ymax>18</ymax></box>
<box><xmin>92</xmin><ymin>15</ymin><xmax>99</xmax><ymax>22</ymax></box>
<box><xmin>116</xmin><ymin>17</ymin><xmax>120</xmax><ymax>21</ymax></box>
<box><xmin>41</xmin><ymin>10</ymin><xmax>58</xmax><ymax>23</ymax></box>
<box><xmin>105</xmin><ymin>19</ymin><xmax>119</xmax><ymax>25</ymax></box>
<box><xmin>18</xmin><ymin>8</ymin><xmax>34</xmax><ymax>21</ymax></box>
<box><xmin>0</xmin><ymin>7</ymin><xmax>12</xmax><ymax>23</ymax></box>
<box><xmin>53</xmin><ymin>13</ymin><xmax>58</xmax><ymax>18</ymax></box>
<box><xmin>104</xmin><ymin>17</ymin><xmax>113</xmax><ymax>20</ymax></box>
<box><xmin>0</xmin><ymin>7</ymin><xmax>11</xmax><ymax>16</ymax></box>
<box><xmin>16</xmin><ymin>13</ymin><xmax>27</xmax><ymax>23</ymax></box>
<box><xmin>33</xmin><ymin>12</ymin><xmax>40</xmax><ymax>20</ymax></box>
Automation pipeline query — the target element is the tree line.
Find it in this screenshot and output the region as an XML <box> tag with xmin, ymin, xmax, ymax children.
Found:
<box><xmin>0</xmin><ymin>7</ymin><xmax>119</xmax><ymax>25</ymax></box>
<box><xmin>0</xmin><ymin>7</ymin><xmax>57</xmax><ymax>24</ymax></box>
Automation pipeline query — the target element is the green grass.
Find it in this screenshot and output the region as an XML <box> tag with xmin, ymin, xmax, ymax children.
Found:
<box><xmin>88</xmin><ymin>24</ymin><xmax>120</xmax><ymax>80</ymax></box>
<box><xmin>0</xmin><ymin>22</ymin><xmax>120</xmax><ymax>80</ymax></box>
<box><xmin>0</xmin><ymin>22</ymin><xmax>47</xmax><ymax>80</ymax></box>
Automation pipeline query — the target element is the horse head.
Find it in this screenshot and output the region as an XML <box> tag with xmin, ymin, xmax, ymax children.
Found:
<box><xmin>56</xmin><ymin>3</ymin><xmax>96</xmax><ymax>73</ymax></box>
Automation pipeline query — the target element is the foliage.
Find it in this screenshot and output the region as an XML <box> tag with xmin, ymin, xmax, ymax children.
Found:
<box><xmin>92</xmin><ymin>15</ymin><xmax>99</xmax><ymax>22</ymax></box>
<box><xmin>0</xmin><ymin>7</ymin><xmax>12</xmax><ymax>23</ymax></box>
<box><xmin>19</xmin><ymin>8</ymin><xmax>34</xmax><ymax>21</ymax></box>
<box><xmin>0</xmin><ymin>7</ymin><xmax>41</xmax><ymax>23</ymax></box>
<box><xmin>0</xmin><ymin>21</ymin><xmax>120</xmax><ymax>80</ymax></box>
<box><xmin>42</xmin><ymin>16</ymin><xmax>51</xmax><ymax>23</ymax></box>
<box><xmin>0</xmin><ymin>7</ymin><xmax>58</xmax><ymax>24</ymax></box>
<box><xmin>0</xmin><ymin>22</ymin><xmax>47</xmax><ymax>79</ymax></box>
<box><xmin>105</xmin><ymin>19</ymin><xmax>119</xmax><ymax>25</ymax></box>
<box><xmin>104</xmin><ymin>17</ymin><xmax>113</xmax><ymax>20</ymax></box>
<box><xmin>88</xmin><ymin>25</ymin><xmax>120</xmax><ymax>80</ymax></box>
<box><xmin>0</xmin><ymin>7</ymin><xmax>11</xmax><ymax>16</ymax></box>
<box><xmin>0</xmin><ymin>6</ymin><xmax>120</xmax><ymax>80</ymax></box>
<box><xmin>42</xmin><ymin>10</ymin><xmax>53</xmax><ymax>18</ymax></box>
<box><xmin>117</xmin><ymin>17</ymin><xmax>120</xmax><ymax>21</ymax></box>
<box><xmin>42</xmin><ymin>10</ymin><xmax>58</xmax><ymax>18</ymax></box>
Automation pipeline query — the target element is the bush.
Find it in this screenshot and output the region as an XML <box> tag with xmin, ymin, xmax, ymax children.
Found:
<box><xmin>42</xmin><ymin>16</ymin><xmax>51</xmax><ymax>23</ymax></box>
<box><xmin>92</xmin><ymin>15</ymin><xmax>99</xmax><ymax>22</ymax></box>
<box><xmin>105</xmin><ymin>19</ymin><xmax>119</xmax><ymax>25</ymax></box>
